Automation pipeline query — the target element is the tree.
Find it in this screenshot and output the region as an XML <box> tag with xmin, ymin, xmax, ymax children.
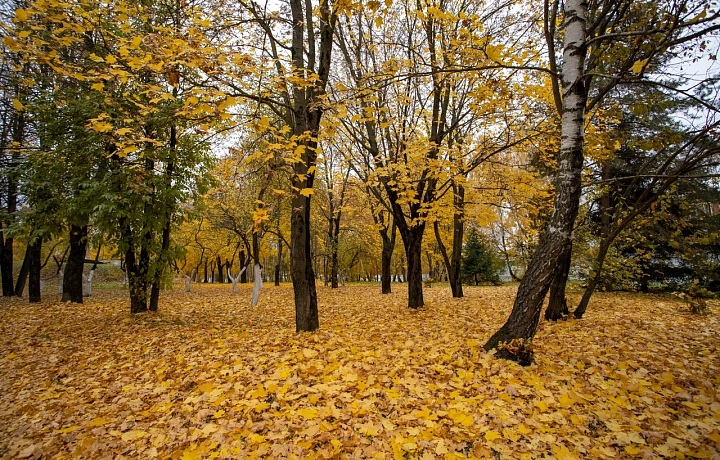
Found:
<box><xmin>461</xmin><ymin>229</ymin><xmax>502</xmax><ymax>286</ymax></box>
<box><xmin>485</xmin><ymin>0</ymin><xmax>720</xmax><ymax>359</ymax></box>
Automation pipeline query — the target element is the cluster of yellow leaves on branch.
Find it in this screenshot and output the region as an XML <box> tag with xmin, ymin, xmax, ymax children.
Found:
<box><xmin>1</xmin><ymin>285</ymin><xmax>719</xmax><ymax>459</ymax></box>
<box><xmin>7</xmin><ymin>0</ymin><xmax>242</xmax><ymax>156</ymax></box>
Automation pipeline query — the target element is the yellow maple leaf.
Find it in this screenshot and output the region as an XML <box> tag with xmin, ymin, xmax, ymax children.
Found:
<box><xmin>12</xmin><ymin>99</ymin><xmax>24</xmax><ymax>111</ymax></box>
<box><xmin>484</xmin><ymin>430</ymin><xmax>502</xmax><ymax>441</ymax></box>
<box><xmin>15</xmin><ymin>8</ymin><xmax>27</xmax><ymax>21</ymax></box>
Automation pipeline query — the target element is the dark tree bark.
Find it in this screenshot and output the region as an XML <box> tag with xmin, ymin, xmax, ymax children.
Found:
<box><xmin>403</xmin><ymin>226</ymin><xmax>425</xmax><ymax>308</ymax></box>
<box><xmin>239</xmin><ymin>250</ymin><xmax>248</xmax><ymax>283</ymax></box>
<box><xmin>274</xmin><ymin>236</ymin><xmax>283</xmax><ymax>287</ymax></box>
<box><xmin>28</xmin><ymin>236</ymin><xmax>42</xmax><ymax>303</ymax></box>
<box><xmin>216</xmin><ymin>255</ymin><xmax>224</xmax><ymax>283</ymax></box>
<box><xmin>380</xmin><ymin>220</ymin><xmax>396</xmax><ymax>294</ymax></box>
<box><xmin>62</xmin><ymin>224</ymin><xmax>87</xmax><ymax>303</ymax></box>
<box><xmin>14</xmin><ymin>244</ymin><xmax>30</xmax><ymax>297</ymax></box>
<box><xmin>545</xmin><ymin>242</ymin><xmax>572</xmax><ymax>320</ymax></box>
<box><xmin>1</xmin><ymin>114</ymin><xmax>22</xmax><ymax>297</ymax></box>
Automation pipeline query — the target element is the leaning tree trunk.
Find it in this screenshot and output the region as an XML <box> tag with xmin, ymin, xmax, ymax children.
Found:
<box><xmin>574</xmin><ymin>236</ymin><xmax>612</xmax><ymax>318</ymax></box>
<box><xmin>14</xmin><ymin>245</ymin><xmax>30</xmax><ymax>297</ymax></box>
<box><xmin>27</xmin><ymin>237</ymin><xmax>42</xmax><ymax>303</ymax></box>
<box><xmin>484</xmin><ymin>0</ymin><xmax>588</xmax><ymax>361</ymax></box>
<box><xmin>545</xmin><ymin>242</ymin><xmax>572</xmax><ymax>320</ymax></box>
<box><xmin>62</xmin><ymin>224</ymin><xmax>87</xmax><ymax>303</ymax></box>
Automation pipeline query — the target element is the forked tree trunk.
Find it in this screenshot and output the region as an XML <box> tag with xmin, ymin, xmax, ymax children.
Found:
<box><xmin>435</xmin><ymin>184</ymin><xmax>465</xmax><ymax>298</ymax></box>
<box><xmin>484</xmin><ymin>0</ymin><xmax>588</xmax><ymax>360</ymax></box>
<box><xmin>62</xmin><ymin>224</ymin><xmax>87</xmax><ymax>302</ymax></box>
<box><xmin>28</xmin><ymin>237</ymin><xmax>42</xmax><ymax>303</ymax></box>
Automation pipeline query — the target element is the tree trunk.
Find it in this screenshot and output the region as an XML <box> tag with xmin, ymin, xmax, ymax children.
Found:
<box><xmin>14</xmin><ymin>243</ymin><xmax>30</xmax><ymax>297</ymax></box>
<box><xmin>545</xmin><ymin>242</ymin><xmax>572</xmax><ymax>321</ymax></box>
<box><xmin>484</xmin><ymin>0</ymin><xmax>587</xmax><ymax>361</ymax></box>
<box><xmin>404</xmin><ymin>226</ymin><xmax>425</xmax><ymax>309</ymax></box>
<box><xmin>28</xmin><ymin>237</ymin><xmax>42</xmax><ymax>302</ymax></box>
<box><xmin>62</xmin><ymin>224</ymin><xmax>87</xmax><ymax>303</ymax></box>
<box><xmin>330</xmin><ymin>228</ymin><xmax>339</xmax><ymax>289</ymax></box>
<box><xmin>1</xmin><ymin>114</ymin><xmax>22</xmax><ymax>297</ymax></box>
<box><xmin>380</xmin><ymin>221</ymin><xmax>396</xmax><ymax>294</ymax></box>
<box><xmin>239</xmin><ymin>250</ymin><xmax>248</xmax><ymax>283</ymax></box>
<box><xmin>291</xmin><ymin>190</ymin><xmax>319</xmax><ymax>331</ymax></box>
<box><xmin>434</xmin><ymin>184</ymin><xmax>465</xmax><ymax>298</ymax></box>
<box><xmin>275</xmin><ymin>236</ymin><xmax>283</xmax><ymax>286</ymax></box>
<box><xmin>573</xmin><ymin>237</ymin><xmax>612</xmax><ymax>319</ymax></box>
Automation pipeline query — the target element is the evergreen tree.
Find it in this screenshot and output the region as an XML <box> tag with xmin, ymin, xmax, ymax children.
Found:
<box><xmin>461</xmin><ymin>230</ymin><xmax>501</xmax><ymax>286</ymax></box>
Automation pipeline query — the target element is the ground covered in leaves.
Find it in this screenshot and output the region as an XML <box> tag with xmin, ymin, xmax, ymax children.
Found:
<box><xmin>1</xmin><ymin>284</ymin><xmax>719</xmax><ymax>460</ymax></box>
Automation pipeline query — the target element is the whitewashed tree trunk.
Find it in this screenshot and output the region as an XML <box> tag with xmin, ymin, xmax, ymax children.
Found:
<box><xmin>228</xmin><ymin>266</ymin><xmax>246</xmax><ymax>293</ymax></box>
<box><xmin>178</xmin><ymin>269</ymin><xmax>195</xmax><ymax>292</ymax></box>
<box><xmin>251</xmin><ymin>264</ymin><xmax>262</xmax><ymax>306</ymax></box>
<box><xmin>58</xmin><ymin>270</ymin><xmax>64</xmax><ymax>294</ymax></box>
<box><xmin>40</xmin><ymin>279</ymin><xmax>44</xmax><ymax>292</ymax></box>
<box><xmin>83</xmin><ymin>270</ymin><xmax>95</xmax><ymax>297</ymax></box>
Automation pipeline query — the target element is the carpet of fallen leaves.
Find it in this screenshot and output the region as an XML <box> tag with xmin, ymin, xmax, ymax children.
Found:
<box><xmin>1</xmin><ymin>284</ymin><xmax>719</xmax><ymax>460</ymax></box>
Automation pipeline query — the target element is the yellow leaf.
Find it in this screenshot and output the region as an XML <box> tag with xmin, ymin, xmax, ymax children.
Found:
<box><xmin>12</xmin><ymin>99</ymin><xmax>24</xmax><ymax>111</ymax></box>
<box><xmin>517</xmin><ymin>424</ymin><xmax>531</xmax><ymax>435</ymax></box>
<box><xmin>56</xmin><ymin>425</ymin><xmax>79</xmax><ymax>434</ymax></box>
<box><xmin>212</xmin><ymin>409</ymin><xmax>225</xmax><ymax>419</ymax></box>
<box><xmin>15</xmin><ymin>8</ymin><xmax>27</xmax><ymax>21</ymax></box>
<box><xmin>625</xmin><ymin>445</ymin><xmax>642</xmax><ymax>456</ymax></box>
<box><xmin>91</xmin><ymin>122</ymin><xmax>113</xmax><ymax>133</ymax></box>
<box><xmin>131</xmin><ymin>37</ymin><xmax>142</xmax><ymax>48</ymax></box>
<box><xmin>536</xmin><ymin>400</ymin><xmax>547</xmax><ymax>412</ymax></box>
<box><xmin>6</xmin><ymin>352</ymin><xmax>17</xmax><ymax>359</ymax></box>
<box><xmin>198</xmin><ymin>382</ymin><xmax>215</xmax><ymax>392</ymax></box>
<box><xmin>297</xmin><ymin>408</ymin><xmax>319</xmax><ymax>420</ymax></box>
<box><xmin>300</xmin><ymin>188</ymin><xmax>314</xmax><ymax>197</ymax></box>
<box><xmin>121</xmin><ymin>430</ymin><xmax>146</xmax><ymax>442</ymax></box>
<box><xmin>91</xmin><ymin>83</ymin><xmax>104</xmax><ymax>91</ymax></box>
<box><xmin>553</xmin><ymin>445</ymin><xmax>577</xmax><ymax>460</ymax></box>
<box><xmin>302</xmin><ymin>348</ymin><xmax>318</xmax><ymax>358</ymax></box>
<box><xmin>89</xmin><ymin>53</ymin><xmax>105</xmax><ymax>63</ymax></box>
<box><xmin>436</xmin><ymin>440</ymin><xmax>449</xmax><ymax>454</ymax></box>
<box><xmin>484</xmin><ymin>430</ymin><xmax>502</xmax><ymax>441</ymax></box>
<box><xmin>106</xmin><ymin>55</ymin><xmax>117</xmax><ymax>64</ymax></box>
<box><xmin>88</xmin><ymin>418</ymin><xmax>108</xmax><ymax>427</ymax></box>
<box><xmin>632</xmin><ymin>59</ymin><xmax>648</xmax><ymax>74</ymax></box>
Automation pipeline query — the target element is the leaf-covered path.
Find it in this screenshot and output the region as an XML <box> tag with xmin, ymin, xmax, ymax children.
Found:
<box><xmin>1</xmin><ymin>285</ymin><xmax>718</xmax><ymax>459</ymax></box>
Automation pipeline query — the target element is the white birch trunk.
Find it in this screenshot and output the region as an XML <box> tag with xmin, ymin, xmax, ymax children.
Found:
<box><xmin>251</xmin><ymin>264</ymin><xmax>262</xmax><ymax>306</ymax></box>
<box><xmin>485</xmin><ymin>0</ymin><xmax>589</xmax><ymax>351</ymax></box>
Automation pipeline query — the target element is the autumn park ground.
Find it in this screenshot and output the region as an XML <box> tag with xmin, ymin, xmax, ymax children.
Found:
<box><xmin>1</xmin><ymin>284</ymin><xmax>719</xmax><ymax>460</ymax></box>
